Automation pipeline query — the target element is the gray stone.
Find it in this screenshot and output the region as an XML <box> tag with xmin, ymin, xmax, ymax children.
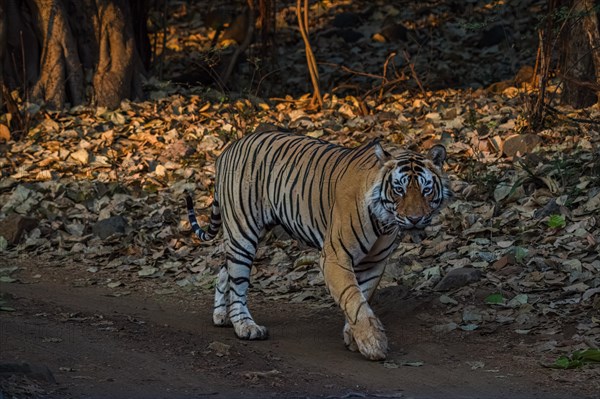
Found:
<box><xmin>434</xmin><ymin>267</ymin><xmax>482</xmax><ymax>291</ymax></box>
<box><xmin>0</xmin><ymin>214</ymin><xmax>38</xmax><ymax>245</ymax></box>
<box><xmin>92</xmin><ymin>215</ymin><xmax>128</xmax><ymax>239</ymax></box>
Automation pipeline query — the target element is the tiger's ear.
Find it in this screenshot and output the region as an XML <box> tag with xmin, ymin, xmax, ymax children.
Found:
<box><xmin>427</xmin><ymin>144</ymin><xmax>447</xmax><ymax>168</ymax></box>
<box><xmin>374</xmin><ymin>141</ymin><xmax>392</xmax><ymax>166</ymax></box>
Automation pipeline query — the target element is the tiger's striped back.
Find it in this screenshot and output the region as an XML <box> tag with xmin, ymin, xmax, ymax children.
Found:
<box><xmin>214</xmin><ymin>129</ymin><xmax>381</xmax><ymax>249</ymax></box>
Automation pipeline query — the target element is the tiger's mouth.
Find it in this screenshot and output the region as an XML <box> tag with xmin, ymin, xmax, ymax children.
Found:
<box><xmin>395</xmin><ymin>215</ymin><xmax>431</xmax><ymax>230</ymax></box>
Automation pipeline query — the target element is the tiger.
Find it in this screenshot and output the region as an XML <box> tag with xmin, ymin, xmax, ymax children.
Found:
<box><xmin>185</xmin><ymin>124</ymin><xmax>451</xmax><ymax>360</ymax></box>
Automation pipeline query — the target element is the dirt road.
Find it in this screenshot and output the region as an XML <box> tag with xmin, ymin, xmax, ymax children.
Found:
<box><xmin>0</xmin><ymin>263</ymin><xmax>595</xmax><ymax>399</ymax></box>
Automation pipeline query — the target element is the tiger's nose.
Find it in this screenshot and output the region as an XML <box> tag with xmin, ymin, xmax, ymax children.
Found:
<box><xmin>407</xmin><ymin>216</ymin><xmax>422</xmax><ymax>225</ymax></box>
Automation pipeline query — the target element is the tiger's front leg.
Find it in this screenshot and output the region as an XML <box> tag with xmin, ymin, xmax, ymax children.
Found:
<box><xmin>343</xmin><ymin>236</ymin><xmax>398</xmax><ymax>354</ymax></box>
<box><xmin>320</xmin><ymin>244</ymin><xmax>388</xmax><ymax>361</ymax></box>
<box><xmin>343</xmin><ymin>260</ymin><xmax>389</xmax><ymax>354</ymax></box>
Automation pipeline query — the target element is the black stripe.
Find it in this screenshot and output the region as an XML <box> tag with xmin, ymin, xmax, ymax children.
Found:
<box><xmin>338</xmin><ymin>238</ymin><xmax>356</xmax><ymax>267</ymax></box>
<box><xmin>357</xmin><ymin>274</ymin><xmax>380</xmax><ymax>286</ymax></box>
<box><xmin>350</xmin><ymin>219</ymin><xmax>369</xmax><ymax>255</ymax></box>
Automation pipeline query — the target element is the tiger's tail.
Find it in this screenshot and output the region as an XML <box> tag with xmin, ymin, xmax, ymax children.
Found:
<box><xmin>185</xmin><ymin>191</ymin><xmax>221</xmax><ymax>241</ymax></box>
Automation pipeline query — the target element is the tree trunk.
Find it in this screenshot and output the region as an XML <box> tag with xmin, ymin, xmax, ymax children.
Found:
<box><xmin>559</xmin><ymin>0</ymin><xmax>600</xmax><ymax>108</ymax></box>
<box><xmin>1</xmin><ymin>0</ymin><xmax>147</xmax><ymax>110</ymax></box>
<box><xmin>28</xmin><ymin>0</ymin><xmax>85</xmax><ymax>108</ymax></box>
<box><xmin>93</xmin><ymin>0</ymin><xmax>141</xmax><ymax>109</ymax></box>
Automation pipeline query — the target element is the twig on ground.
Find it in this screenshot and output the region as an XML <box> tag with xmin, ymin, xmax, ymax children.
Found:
<box><xmin>379</xmin><ymin>52</ymin><xmax>397</xmax><ymax>101</ymax></box>
<box><xmin>361</xmin><ymin>77</ymin><xmax>405</xmax><ymax>101</ymax></box>
<box><xmin>545</xmin><ymin>104</ymin><xmax>600</xmax><ymax>124</ymax></box>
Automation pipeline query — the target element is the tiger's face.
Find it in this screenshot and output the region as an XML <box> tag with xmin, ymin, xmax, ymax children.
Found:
<box><xmin>374</xmin><ymin>144</ymin><xmax>451</xmax><ymax>230</ymax></box>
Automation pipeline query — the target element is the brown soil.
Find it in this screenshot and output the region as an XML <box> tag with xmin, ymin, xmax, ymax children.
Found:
<box><xmin>0</xmin><ymin>261</ymin><xmax>595</xmax><ymax>399</ymax></box>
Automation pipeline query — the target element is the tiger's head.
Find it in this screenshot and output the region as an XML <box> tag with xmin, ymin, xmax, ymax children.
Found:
<box><xmin>371</xmin><ymin>143</ymin><xmax>452</xmax><ymax>230</ymax></box>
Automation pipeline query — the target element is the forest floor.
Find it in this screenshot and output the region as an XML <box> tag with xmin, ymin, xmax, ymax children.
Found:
<box><xmin>1</xmin><ymin>0</ymin><xmax>600</xmax><ymax>398</ymax></box>
<box><xmin>0</xmin><ymin>259</ymin><xmax>597</xmax><ymax>399</ymax></box>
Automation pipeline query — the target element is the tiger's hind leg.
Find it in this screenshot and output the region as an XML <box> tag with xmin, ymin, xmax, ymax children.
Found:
<box><xmin>213</xmin><ymin>266</ymin><xmax>231</xmax><ymax>326</ymax></box>
<box><xmin>223</xmin><ymin>234</ymin><xmax>268</xmax><ymax>340</ymax></box>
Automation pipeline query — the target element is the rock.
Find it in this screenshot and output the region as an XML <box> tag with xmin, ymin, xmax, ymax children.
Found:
<box><xmin>434</xmin><ymin>267</ymin><xmax>482</xmax><ymax>291</ymax></box>
<box><xmin>332</xmin><ymin>12</ymin><xmax>360</xmax><ymax>28</ymax></box>
<box><xmin>92</xmin><ymin>215</ymin><xmax>128</xmax><ymax>239</ymax></box>
<box><xmin>0</xmin><ymin>214</ymin><xmax>39</xmax><ymax>245</ymax></box>
<box><xmin>477</xmin><ymin>25</ymin><xmax>510</xmax><ymax>48</ymax></box>
<box><xmin>380</xmin><ymin>19</ymin><xmax>408</xmax><ymax>42</ymax></box>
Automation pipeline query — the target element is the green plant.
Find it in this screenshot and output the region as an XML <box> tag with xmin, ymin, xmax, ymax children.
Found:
<box><xmin>547</xmin><ymin>214</ymin><xmax>566</xmax><ymax>229</ymax></box>
<box><xmin>547</xmin><ymin>349</ymin><xmax>600</xmax><ymax>369</ymax></box>
<box><xmin>485</xmin><ymin>293</ymin><xmax>505</xmax><ymax>305</ymax></box>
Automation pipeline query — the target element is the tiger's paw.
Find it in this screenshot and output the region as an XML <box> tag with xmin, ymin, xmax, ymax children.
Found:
<box><xmin>213</xmin><ymin>310</ymin><xmax>232</xmax><ymax>327</ymax></box>
<box><xmin>352</xmin><ymin>316</ymin><xmax>388</xmax><ymax>361</ymax></box>
<box><xmin>343</xmin><ymin>322</ymin><xmax>359</xmax><ymax>352</ymax></box>
<box><xmin>233</xmin><ymin>321</ymin><xmax>269</xmax><ymax>340</ymax></box>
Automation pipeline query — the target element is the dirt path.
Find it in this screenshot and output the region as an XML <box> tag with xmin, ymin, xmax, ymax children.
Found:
<box><xmin>0</xmin><ymin>264</ymin><xmax>594</xmax><ymax>399</ymax></box>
